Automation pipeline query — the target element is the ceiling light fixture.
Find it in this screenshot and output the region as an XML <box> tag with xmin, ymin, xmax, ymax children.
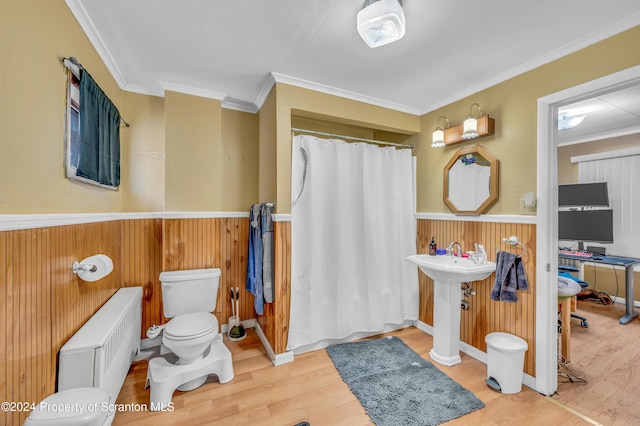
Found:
<box><xmin>357</xmin><ymin>0</ymin><xmax>406</xmax><ymax>48</ymax></box>
<box><xmin>558</xmin><ymin>114</ymin><xmax>586</xmax><ymax>130</ymax></box>
<box><xmin>432</xmin><ymin>116</ymin><xmax>450</xmax><ymax>148</ymax></box>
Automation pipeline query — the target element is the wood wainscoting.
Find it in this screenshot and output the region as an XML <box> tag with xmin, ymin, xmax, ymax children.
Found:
<box><xmin>260</xmin><ymin>217</ymin><xmax>537</xmax><ymax>378</ymax></box>
<box><xmin>0</xmin><ymin>216</ymin><xmax>252</xmax><ymax>426</ymax></box>
<box><xmin>1</xmin><ymin>222</ymin><xmax>123</xmax><ymax>425</ymax></box>
<box><xmin>160</xmin><ymin>218</ymin><xmax>252</xmax><ymax>326</ymax></box>
<box><xmin>258</xmin><ymin>220</ymin><xmax>291</xmax><ymax>355</ymax></box>
<box><xmin>0</xmin><ymin>215</ymin><xmax>535</xmax><ymax>424</ymax></box>
<box><xmin>417</xmin><ymin>219</ymin><xmax>537</xmax><ymax>376</ymax></box>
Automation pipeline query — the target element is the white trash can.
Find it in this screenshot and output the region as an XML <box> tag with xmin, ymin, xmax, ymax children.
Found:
<box><xmin>485</xmin><ymin>332</ymin><xmax>528</xmax><ymax>394</ymax></box>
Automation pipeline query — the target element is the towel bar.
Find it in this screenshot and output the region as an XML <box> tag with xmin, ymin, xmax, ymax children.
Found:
<box><xmin>501</xmin><ymin>236</ymin><xmax>526</xmax><ymax>258</ymax></box>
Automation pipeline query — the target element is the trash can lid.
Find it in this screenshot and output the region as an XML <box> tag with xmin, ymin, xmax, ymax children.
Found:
<box><xmin>485</xmin><ymin>332</ymin><xmax>528</xmax><ymax>352</ymax></box>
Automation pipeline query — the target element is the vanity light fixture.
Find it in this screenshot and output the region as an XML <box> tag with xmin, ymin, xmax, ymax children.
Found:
<box><xmin>431</xmin><ymin>116</ymin><xmax>450</xmax><ymax>148</ymax></box>
<box><xmin>357</xmin><ymin>0</ymin><xmax>406</xmax><ymax>48</ymax></box>
<box><xmin>462</xmin><ymin>103</ymin><xmax>484</xmax><ymax>139</ymax></box>
<box><xmin>431</xmin><ymin>102</ymin><xmax>495</xmax><ymax>147</ymax></box>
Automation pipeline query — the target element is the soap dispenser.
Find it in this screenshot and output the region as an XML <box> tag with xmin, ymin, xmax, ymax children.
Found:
<box><xmin>429</xmin><ymin>237</ymin><xmax>437</xmax><ymax>256</ymax></box>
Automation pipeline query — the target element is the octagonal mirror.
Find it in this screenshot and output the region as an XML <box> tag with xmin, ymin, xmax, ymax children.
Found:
<box><xmin>443</xmin><ymin>145</ymin><xmax>499</xmax><ymax>215</ymax></box>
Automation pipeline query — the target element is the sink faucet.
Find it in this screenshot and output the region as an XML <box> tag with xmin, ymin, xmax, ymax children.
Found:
<box><xmin>448</xmin><ymin>241</ymin><xmax>462</xmax><ymax>257</ymax></box>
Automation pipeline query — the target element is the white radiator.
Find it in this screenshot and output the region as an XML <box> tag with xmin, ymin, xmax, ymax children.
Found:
<box><xmin>58</xmin><ymin>287</ymin><xmax>142</xmax><ymax>402</ymax></box>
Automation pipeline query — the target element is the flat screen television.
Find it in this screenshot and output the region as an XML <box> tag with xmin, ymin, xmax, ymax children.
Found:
<box><xmin>558</xmin><ymin>182</ymin><xmax>609</xmax><ymax>207</ymax></box>
<box><xmin>558</xmin><ymin>209</ymin><xmax>614</xmax><ymax>250</ymax></box>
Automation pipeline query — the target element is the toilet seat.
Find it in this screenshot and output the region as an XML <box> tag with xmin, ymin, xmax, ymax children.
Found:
<box><xmin>164</xmin><ymin>312</ymin><xmax>218</xmax><ymax>340</ymax></box>
<box><xmin>24</xmin><ymin>387</ymin><xmax>112</xmax><ymax>426</ymax></box>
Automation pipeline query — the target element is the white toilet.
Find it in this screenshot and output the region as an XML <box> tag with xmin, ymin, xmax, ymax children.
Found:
<box><xmin>23</xmin><ymin>388</ymin><xmax>114</xmax><ymax>426</ymax></box>
<box><xmin>145</xmin><ymin>268</ymin><xmax>234</xmax><ymax>410</ymax></box>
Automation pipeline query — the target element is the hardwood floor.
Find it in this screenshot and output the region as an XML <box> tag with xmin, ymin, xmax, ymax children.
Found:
<box><xmin>113</xmin><ymin>327</ymin><xmax>598</xmax><ymax>425</ymax></box>
<box><xmin>552</xmin><ymin>300</ymin><xmax>640</xmax><ymax>426</ymax></box>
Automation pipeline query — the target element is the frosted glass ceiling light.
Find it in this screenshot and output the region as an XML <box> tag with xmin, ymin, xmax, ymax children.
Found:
<box><xmin>431</xmin><ymin>116</ymin><xmax>450</xmax><ymax>148</ymax></box>
<box><xmin>462</xmin><ymin>103</ymin><xmax>483</xmax><ymax>139</ymax></box>
<box><xmin>357</xmin><ymin>0</ymin><xmax>406</xmax><ymax>48</ymax></box>
<box><xmin>558</xmin><ymin>114</ymin><xmax>586</xmax><ymax>130</ymax></box>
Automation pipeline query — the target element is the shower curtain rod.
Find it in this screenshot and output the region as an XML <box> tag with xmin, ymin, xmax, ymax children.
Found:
<box><xmin>291</xmin><ymin>127</ymin><xmax>414</xmax><ymax>149</ymax></box>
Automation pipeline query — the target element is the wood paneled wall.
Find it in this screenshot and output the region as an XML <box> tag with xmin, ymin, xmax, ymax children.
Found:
<box><xmin>122</xmin><ymin>219</ymin><xmax>163</xmax><ymax>334</ymax></box>
<box><xmin>0</xmin><ymin>215</ymin><xmax>536</xmax><ymax>425</ymax></box>
<box><xmin>260</xmin><ymin>218</ymin><xmax>537</xmax><ymax>378</ymax></box>
<box><xmin>0</xmin><ymin>217</ymin><xmax>252</xmax><ymax>426</ymax></box>
<box><xmin>161</xmin><ymin>218</ymin><xmax>252</xmax><ymax>325</ymax></box>
<box><xmin>258</xmin><ymin>221</ymin><xmax>291</xmax><ymax>354</ymax></box>
<box><xmin>417</xmin><ymin>219</ymin><xmax>537</xmax><ymax>376</ymax></box>
<box><xmin>1</xmin><ymin>222</ymin><xmax>123</xmax><ymax>425</ymax></box>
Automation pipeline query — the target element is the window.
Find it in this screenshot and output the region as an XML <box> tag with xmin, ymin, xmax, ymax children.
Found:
<box><xmin>64</xmin><ymin>58</ymin><xmax>121</xmax><ymax>189</ymax></box>
<box><xmin>65</xmin><ymin>71</ymin><xmax>82</xmax><ymax>180</ymax></box>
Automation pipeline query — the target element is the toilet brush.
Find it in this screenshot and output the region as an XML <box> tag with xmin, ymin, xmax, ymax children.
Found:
<box><xmin>228</xmin><ymin>287</ymin><xmax>246</xmax><ymax>341</ymax></box>
<box><xmin>227</xmin><ymin>288</ymin><xmax>236</xmax><ymax>339</ymax></box>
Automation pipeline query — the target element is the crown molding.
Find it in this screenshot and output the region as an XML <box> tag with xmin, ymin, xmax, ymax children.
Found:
<box><xmin>67</xmin><ymin>1</ymin><xmax>640</xmax><ymax>117</ymax></box>
<box><xmin>420</xmin><ymin>11</ymin><xmax>640</xmax><ymax>114</ymax></box>
<box><xmin>254</xmin><ymin>73</ymin><xmax>278</xmax><ymax>111</ymax></box>
<box><xmin>270</xmin><ymin>72</ymin><xmax>422</xmax><ymax>116</ymax></box>
<box><xmin>158</xmin><ymin>81</ymin><xmax>227</xmax><ymax>101</ymax></box>
<box><xmin>221</xmin><ymin>98</ymin><xmax>260</xmax><ymax>114</ymax></box>
<box><xmin>65</xmin><ymin>0</ymin><xmax>135</xmax><ymax>93</ymax></box>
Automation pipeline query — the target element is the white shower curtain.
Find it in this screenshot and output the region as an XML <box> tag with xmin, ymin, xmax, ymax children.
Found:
<box><xmin>287</xmin><ymin>135</ymin><xmax>418</xmax><ymax>354</ymax></box>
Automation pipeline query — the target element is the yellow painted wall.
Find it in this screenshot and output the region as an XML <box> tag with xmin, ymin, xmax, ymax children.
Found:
<box><xmin>258</xmin><ymin>88</ymin><xmax>277</xmax><ymax>204</ymax></box>
<box><xmin>0</xmin><ymin>0</ymin><xmax>124</xmax><ymax>213</ymax></box>
<box><xmin>1</xmin><ymin>1</ymin><xmax>260</xmax><ymax>214</ymax></box>
<box><xmin>273</xmin><ymin>84</ymin><xmax>421</xmax><ymax>213</ymax></box>
<box><xmin>221</xmin><ymin>108</ymin><xmax>259</xmax><ymax>212</ymax></box>
<box><xmin>418</xmin><ymin>26</ymin><xmax>640</xmax><ymax>214</ymax></box>
<box><xmin>2</xmin><ymin>0</ymin><xmax>639</xmax><ymax>218</ymax></box>
<box><xmin>121</xmin><ymin>92</ymin><xmax>166</xmax><ymax>212</ymax></box>
<box><xmin>558</xmin><ymin>134</ymin><xmax>640</xmax><ymax>184</ymax></box>
<box><xmin>164</xmin><ymin>91</ymin><xmax>222</xmax><ymax>211</ymax></box>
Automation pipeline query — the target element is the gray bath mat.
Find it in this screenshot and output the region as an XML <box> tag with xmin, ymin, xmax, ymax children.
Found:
<box><xmin>326</xmin><ymin>336</ymin><xmax>484</xmax><ymax>425</ymax></box>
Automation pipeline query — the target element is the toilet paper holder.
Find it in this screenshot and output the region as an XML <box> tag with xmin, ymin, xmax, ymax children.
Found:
<box><xmin>72</xmin><ymin>261</ymin><xmax>97</xmax><ymax>274</ymax></box>
<box><xmin>71</xmin><ymin>254</ymin><xmax>114</xmax><ymax>282</ymax></box>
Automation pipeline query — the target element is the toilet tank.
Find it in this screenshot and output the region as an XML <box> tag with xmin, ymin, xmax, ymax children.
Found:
<box><xmin>160</xmin><ymin>268</ymin><xmax>221</xmax><ymax>318</ymax></box>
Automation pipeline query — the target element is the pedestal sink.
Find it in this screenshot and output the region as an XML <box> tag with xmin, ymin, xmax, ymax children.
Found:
<box><xmin>407</xmin><ymin>254</ymin><xmax>496</xmax><ymax>366</ymax></box>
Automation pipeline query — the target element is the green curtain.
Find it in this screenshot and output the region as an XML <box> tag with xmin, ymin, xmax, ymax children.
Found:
<box><xmin>77</xmin><ymin>70</ymin><xmax>121</xmax><ymax>187</ymax></box>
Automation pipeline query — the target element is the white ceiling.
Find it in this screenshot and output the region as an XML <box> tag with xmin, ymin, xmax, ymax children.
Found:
<box><xmin>557</xmin><ymin>84</ymin><xmax>640</xmax><ymax>145</ymax></box>
<box><xmin>66</xmin><ymin>0</ymin><xmax>640</xmax><ymax>117</ymax></box>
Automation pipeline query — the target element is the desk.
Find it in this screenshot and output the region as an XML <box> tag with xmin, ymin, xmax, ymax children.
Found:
<box><xmin>559</xmin><ymin>253</ymin><xmax>640</xmax><ymax>324</ymax></box>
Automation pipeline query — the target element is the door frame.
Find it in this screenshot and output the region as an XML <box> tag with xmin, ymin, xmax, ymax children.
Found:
<box><xmin>535</xmin><ymin>64</ymin><xmax>640</xmax><ymax>395</ymax></box>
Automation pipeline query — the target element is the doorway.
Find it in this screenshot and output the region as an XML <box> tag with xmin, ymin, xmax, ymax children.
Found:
<box><xmin>536</xmin><ymin>65</ymin><xmax>640</xmax><ymax>396</ymax></box>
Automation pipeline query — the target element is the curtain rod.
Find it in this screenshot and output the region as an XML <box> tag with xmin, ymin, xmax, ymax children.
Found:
<box><xmin>291</xmin><ymin>127</ymin><xmax>413</xmax><ymax>149</ymax></box>
<box><xmin>60</xmin><ymin>57</ymin><xmax>130</xmax><ymax>128</ymax></box>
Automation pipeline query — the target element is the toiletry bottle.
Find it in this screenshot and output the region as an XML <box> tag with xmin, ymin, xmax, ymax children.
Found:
<box><xmin>429</xmin><ymin>237</ymin><xmax>437</xmax><ymax>256</ymax></box>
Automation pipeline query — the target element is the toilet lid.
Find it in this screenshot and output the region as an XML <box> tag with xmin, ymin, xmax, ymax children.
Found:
<box><xmin>164</xmin><ymin>312</ymin><xmax>218</xmax><ymax>340</ymax></box>
<box><xmin>26</xmin><ymin>388</ymin><xmax>111</xmax><ymax>424</ymax></box>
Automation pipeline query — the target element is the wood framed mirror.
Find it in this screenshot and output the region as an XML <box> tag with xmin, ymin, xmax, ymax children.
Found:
<box><xmin>443</xmin><ymin>145</ymin><xmax>499</xmax><ymax>215</ymax></box>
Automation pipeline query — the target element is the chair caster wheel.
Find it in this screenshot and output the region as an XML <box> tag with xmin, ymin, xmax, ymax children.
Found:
<box><xmin>580</xmin><ymin>320</ymin><xmax>588</xmax><ymax>328</ymax></box>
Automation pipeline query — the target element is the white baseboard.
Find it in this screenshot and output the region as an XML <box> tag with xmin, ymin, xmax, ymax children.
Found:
<box><xmin>252</xmin><ymin>321</ymin><xmax>294</xmax><ymax>366</ymax></box>
<box><xmin>414</xmin><ymin>320</ymin><xmax>534</xmax><ymax>391</ymax></box>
